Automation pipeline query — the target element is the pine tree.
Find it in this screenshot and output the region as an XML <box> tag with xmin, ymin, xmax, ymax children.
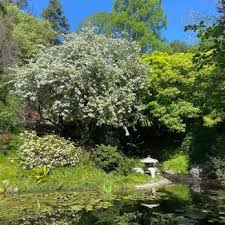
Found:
<box><xmin>42</xmin><ymin>0</ymin><xmax>70</xmax><ymax>35</ymax></box>
<box><xmin>12</xmin><ymin>0</ymin><xmax>28</xmax><ymax>9</ymax></box>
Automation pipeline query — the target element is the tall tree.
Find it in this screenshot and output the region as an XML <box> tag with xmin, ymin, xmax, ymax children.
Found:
<box><xmin>0</xmin><ymin>3</ymin><xmax>16</xmax><ymax>70</ymax></box>
<box><xmin>6</xmin><ymin>4</ymin><xmax>56</xmax><ymax>60</ymax></box>
<box><xmin>80</xmin><ymin>0</ymin><xmax>166</xmax><ymax>51</ymax></box>
<box><xmin>42</xmin><ymin>0</ymin><xmax>70</xmax><ymax>35</ymax></box>
<box><xmin>185</xmin><ymin>0</ymin><xmax>225</xmax><ymax>125</ymax></box>
<box><xmin>13</xmin><ymin>28</ymin><xmax>148</xmax><ymax>136</ymax></box>
<box><xmin>142</xmin><ymin>52</ymin><xmax>200</xmax><ymax>132</ymax></box>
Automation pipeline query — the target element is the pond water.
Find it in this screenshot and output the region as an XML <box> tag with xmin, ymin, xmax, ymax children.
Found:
<box><xmin>0</xmin><ymin>183</ymin><xmax>225</xmax><ymax>225</ymax></box>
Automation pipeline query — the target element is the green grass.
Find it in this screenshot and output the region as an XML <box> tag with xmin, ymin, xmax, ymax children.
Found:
<box><xmin>0</xmin><ymin>151</ymin><xmax>149</xmax><ymax>194</ymax></box>
<box><xmin>162</xmin><ymin>152</ymin><xmax>189</xmax><ymax>174</ymax></box>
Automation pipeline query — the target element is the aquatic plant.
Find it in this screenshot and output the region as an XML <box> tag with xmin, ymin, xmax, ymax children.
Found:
<box><xmin>102</xmin><ymin>179</ymin><xmax>113</xmax><ymax>194</ymax></box>
<box><xmin>32</xmin><ymin>166</ymin><xmax>50</xmax><ymax>184</ymax></box>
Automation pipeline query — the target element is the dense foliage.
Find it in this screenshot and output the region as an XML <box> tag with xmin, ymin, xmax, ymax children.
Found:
<box><xmin>211</xmin><ymin>157</ymin><xmax>225</xmax><ymax>184</ymax></box>
<box><xmin>0</xmin><ymin>2</ymin><xmax>55</xmax><ymax>134</ymax></box>
<box><xmin>13</xmin><ymin>28</ymin><xmax>148</xmax><ymax>136</ymax></box>
<box><xmin>19</xmin><ymin>131</ymin><xmax>81</xmax><ymax>169</ymax></box>
<box><xmin>81</xmin><ymin>0</ymin><xmax>166</xmax><ymax>51</ymax></box>
<box><xmin>7</xmin><ymin>4</ymin><xmax>56</xmax><ymax>60</ymax></box>
<box><xmin>0</xmin><ymin>95</ymin><xmax>20</xmax><ymax>132</ymax></box>
<box><xmin>1</xmin><ymin>0</ymin><xmax>225</xmax><ymax>187</ymax></box>
<box><xmin>5</xmin><ymin>0</ymin><xmax>29</xmax><ymax>10</ymax></box>
<box><xmin>42</xmin><ymin>0</ymin><xmax>70</xmax><ymax>39</ymax></box>
<box><xmin>142</xmin><ymin>52</ymin><xmax>199</xmax><ymax>132</ymax></box>
<box><xmin>186</xmin><ymin>0</ymin><xmax>225</xmax><ymax>125</ymax></box>
<box><xmin>163</xmin><ymin>152</ymin><xmax>189</xmax><ymax>174</ymax></box>
<box><xmin>169</xmin><ymin>40</ymin><xmax>192</xmax><ymax>53</ymax></box>
<box><xmin>180</xmin><ymin>0</ymin><xmax>225</xmax><ymax>180</ymax></box>
<box><xmin>0</xmin><ymin>3</ymin><xmax>16</xmax><ymax>69</ymax></box>
<box><xmin>92</xmin><ymin>144</ymin><xmax>123</xmax><ymax>173</ymax></box>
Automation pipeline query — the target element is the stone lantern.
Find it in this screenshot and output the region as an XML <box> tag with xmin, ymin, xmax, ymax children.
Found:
<box><xmin>141</xmin><ymin>156</ymin><xmax>159</xmax><ymax>178</ymax></box>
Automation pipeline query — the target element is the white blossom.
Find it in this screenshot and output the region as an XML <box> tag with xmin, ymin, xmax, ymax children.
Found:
<box><xmin>13</xmin><ymin>28</ymin><xmax>148</xmax><ymax>129</ymax></box>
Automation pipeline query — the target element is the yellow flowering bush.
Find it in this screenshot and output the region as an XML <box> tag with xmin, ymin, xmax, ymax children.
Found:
<box><xmin>19</xmin><ymin>131</ymin><xmax>81</xmax><ymax>169</ymax></box>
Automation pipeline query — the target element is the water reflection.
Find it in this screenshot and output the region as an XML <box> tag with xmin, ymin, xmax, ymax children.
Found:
<box><xmin>0</xmin><ymin>184</ymin><xmax>225</xmax><ymax>225</ymax></box>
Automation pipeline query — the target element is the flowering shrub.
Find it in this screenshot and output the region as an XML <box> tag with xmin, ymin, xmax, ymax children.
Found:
<box><xmin>13</xmin><ymin>28</ymin><xmax>148</xmax><ymax>134</ymax></box>
<box><xmin>19</xmin><ymin>131</ymin><xmax>81</xmax><ymax>169</ymax></box>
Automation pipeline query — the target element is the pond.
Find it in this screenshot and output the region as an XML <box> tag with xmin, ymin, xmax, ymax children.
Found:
<box><xmin>0</xmin><ymin>183</ymin><xmax>225</xmax><ymax>225</ymax></box>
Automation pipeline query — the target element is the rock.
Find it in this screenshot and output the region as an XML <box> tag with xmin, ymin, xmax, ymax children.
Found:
<box><xmin>133</xmin><ymin>167</ymin><xmax>145</xmax><ymax>174</ymax></box>
<box><xmin>189</xmin><ymin>162</ymin><xmax>214</xmax><ymax>179</ymax></box>
<box><xmin>164</xmin><ymin>173</ymin><xmax>196</xmax><ymax>184</ymax></box>
<box><xmin>191</xmin><ymin>183</ymin><xmax>202</xmax><ymax>193</ymax></box>
<box><xmin>164</xmin><ymin>170</ymin><xmax>176</xmax><ymax>175</ymax></box>
<box><xmin>190</xmin><ymin>167</ymin><xmax>200</xmax><ymax>179</ymax></box>
<box><xmin>136</xmin><ymin>178</ymin><xmax>172</xmax><ymax>189</ymax></box>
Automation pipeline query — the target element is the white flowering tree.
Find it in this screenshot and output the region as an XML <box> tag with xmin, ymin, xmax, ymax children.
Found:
<box><xmin>13</xmin><ymin>28</ymin><xmax>148</xmax><ymax>135</ymax></box>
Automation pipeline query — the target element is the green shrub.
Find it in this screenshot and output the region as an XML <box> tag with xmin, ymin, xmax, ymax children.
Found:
<box><xmin>0</xmin><ymin>95</ymin><xmax>21</xmax><ymax>132</ymax></box>
<box><xmin>6</xmin><ymin>134</ymin><xmax>23</xmax><ymax>151</ymax></box>
<box><xmin>116</xmin><ymin>159</ymin><xmax>132</xmax><ymax>176</ymax></box>
<box><xmin>179</xmin><ymin>134</ymin><xmax>192</xmax><ymax>153</ymax></box>
<box><xmin>163</xmin><ymin>152</ymin><xmax>189</xmax><ymax>174</ymax></box>
<box><xmin>0</xmin><ymin>133</ymin><xmax>23</xmax><ymax>155</ymax></box>
<box><xmin>0</xmin><ymin>132</ymin><xmax>12</xmax><ymax>153</ymax></box>
<box><xmin>189</xmin><ymin>126</ymin><xmax>217</xmax><ymax>163</ymax></box>
<box><xmin>211</xmin><ymin>157</ymin><xmax>225</xmax><ymax>183</ymax></box>
<box><xmin>92</xmin><ymin>145</ymin><xmax>124</xmax><ymax>173</ymax></box>
<box><xmin>19</xmin><ymin>131</ymin><xmax>81</xmax><ymax>169</ymax></box>
<box><xmin>116</xmin><ymin>158</ymin><xmax>142</xmax><ymax>176</ymax></box>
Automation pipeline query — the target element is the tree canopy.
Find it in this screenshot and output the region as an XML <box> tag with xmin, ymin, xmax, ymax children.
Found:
<box><xmin>6</xmin><ymin>4</ymin><xmax>56</xmax><ymax>60</ymax></box>
<box><xmin>7</xmin><ymin>0</ymin><xmax>29</xmax><ymax>9</ymax></box>
<box><xmin>13</xmin><ymin>29</ymin><xmax>148</xmax><ymax>135</ymax></box>
<box><xmin>142</xmin><ymin>52</ymin><xmax>200</xmax><ymax>132</ymax></box>
<box><xmin>80</xmin><ymin>0</ymin><xmax>166</xmax><ymax>51</ymax></box>
<box><xmin>185</xmin><ymin>0</ymin><xmax>225</xmax><ymax>126</ymax></box>
<box><xmin>169</xmin><ymin>40</ymin><xmax>191</xmax><ymax>53</ymax></box>
<box><xmin>42</xmin><ymin>0</ymin><xmax>70</xmax><ymax>35</ymax></box>
<box><xmin>0</xmin><ymin>2</ymin><xmax>56</xmax><ymax>133</ymax></box>
<box><xmin>0</xmin><ymin>4</ymin><xmax>16</xmax><ymax>70</ymax></box>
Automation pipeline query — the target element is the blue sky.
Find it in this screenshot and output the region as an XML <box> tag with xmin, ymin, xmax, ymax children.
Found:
<box><xmin>31</xmin><ymin>0</ymin><xmax>218</xmax><ymax>43</ymax></box>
